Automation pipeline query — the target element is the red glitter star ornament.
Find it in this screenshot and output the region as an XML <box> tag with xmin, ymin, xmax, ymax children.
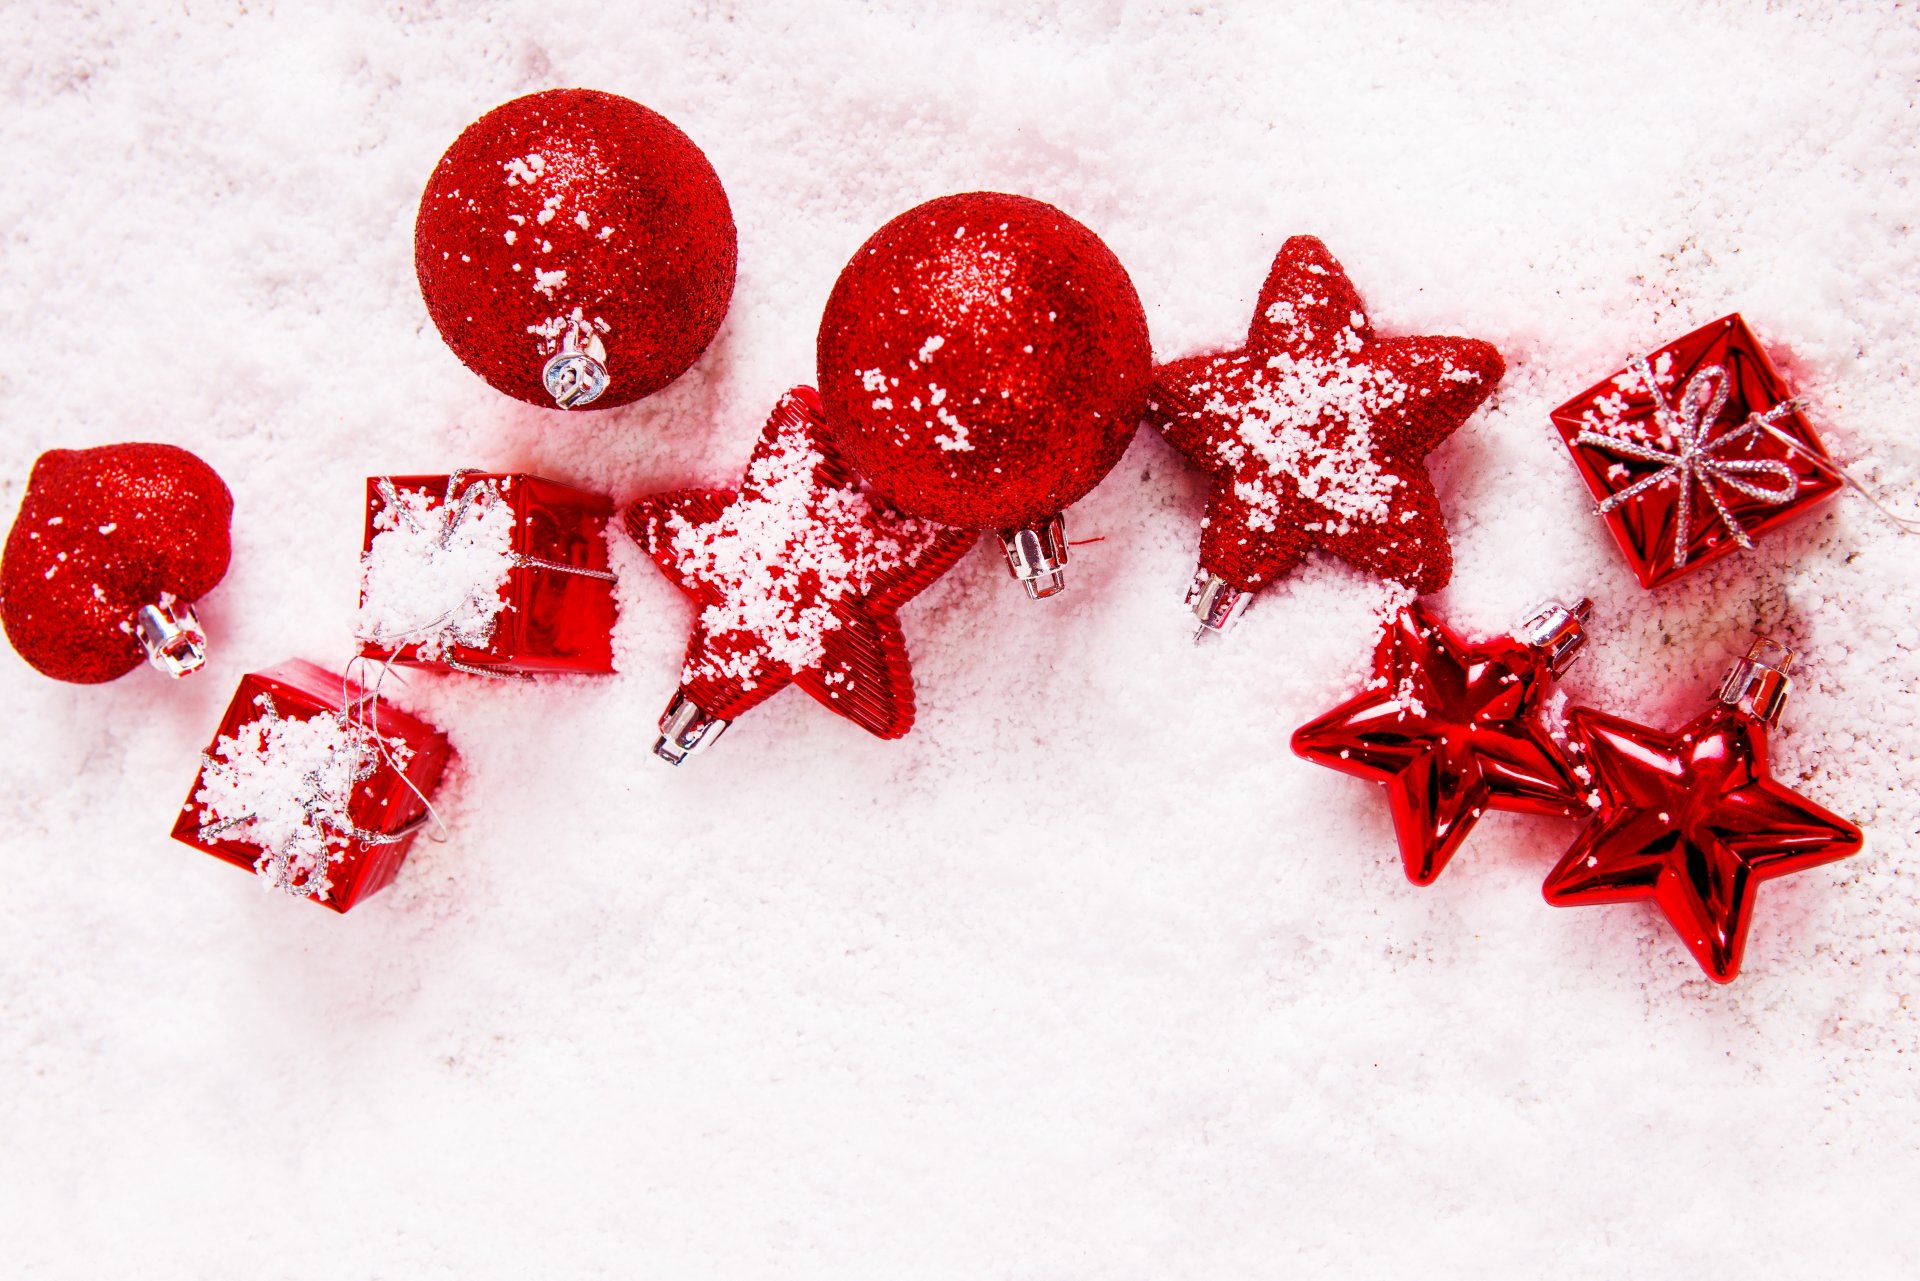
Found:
<box><xmin>1292</xmin><ymin>599</ymin><xmax>1591</xmax><ymax>885</ymax></box>
<box><xmin>1544</xmin><ymin>638</ymin><xmax>1863</xmax><ymax>983</ymax></box>
<box><xmin>1147</xmin><ymin>236</ymin><xmax>1504</xmax><ymax>636</ymax></box>
<box><xmin>628</xmin><ymin>387</ymin><xmax>976</xmax><ymax>763</ymax></box>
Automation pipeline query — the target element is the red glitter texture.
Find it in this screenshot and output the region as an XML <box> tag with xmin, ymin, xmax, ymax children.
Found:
<box><xmin>1147</xmin><ymin>236</ymin><xmax>1503</xmax><ymax>596</ymax></box>
<box><xmin>1548</xmin><ymin>314</ymin><xmax>1843</xmax><ymax>589</ymax></box>
<box><xmin>415</xmin><ymin>88</ymin><xmax>736</xmax><ymax>410</ymax></box>
<box><xmin>170</xmin><ymin>659</ymin><xmax>452</xmax><ymax>914</ymax></box>
<box><xmin>627</xmin><ymin>387</ymin><xmax>976</xmax><ymax>739</ymax></box>
<box><xmin>1545</xmin><ymin>695</ymin><xmax>1861</xmax><ymax>983</ymax></box>
<box><xmin>2</xmin><ymin>443</ymin><xmax>232</xmax><ymax>684</ymax></box>
<box><xmin>816</xmin><ymin>191</ymin><xmax>1152</xmax><ymax>530</ymax></box>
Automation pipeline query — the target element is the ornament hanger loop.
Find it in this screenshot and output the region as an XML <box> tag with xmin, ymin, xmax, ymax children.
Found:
<box><xmin>655</xmin><ymin>691</ymin><xmax>729</xmax><ymax>765</ymax></box>
<box><xmin>998</xmin><ymin>514</ymin><xmax>1069</xmax><ymax>600</ymax></box>
<box><xmin>1515</xmin><ymin>597</ymin><xmax>1594</xmax><ymax>676</ymax></box>
<box><xmin>542</xmin><ymin>325</ymin><xmax>611</xmax><ymax>410</ymax></box>
<box><xmin>1718</xmin><ymin>635</ymin><xmax>1794</xmax><ymax>727</ymax></box>
<box><xmin>133</xmin><ymin>597</ymin><xmax>208</xmax><ymax>678</ymax></box>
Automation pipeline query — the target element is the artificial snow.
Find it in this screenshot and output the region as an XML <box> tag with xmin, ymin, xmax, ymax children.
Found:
<box><xmin>355</xmin><ymin>478</ymin><xmax>518</xmax><ymax>661</ymax></box>
<box><xmin>4</xmin><ymin>5</ymin><xmax>1920</xmax><ymax>1278</ymax></box>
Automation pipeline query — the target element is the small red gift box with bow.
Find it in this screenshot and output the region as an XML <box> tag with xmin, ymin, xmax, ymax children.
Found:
<box><xmin>170</xmin><ymin>659</ymin><xmax>452</xmax><ymax>912</ymax></box>
<box><xmin>356</xmin><ymin>472</ymin><xmax>618</xmax><ymax>677</ymax></box>
<box><xmin>1549</xmin><ymin>314</ymin><xmax>1843</xmax><ymax>588</ymax></box>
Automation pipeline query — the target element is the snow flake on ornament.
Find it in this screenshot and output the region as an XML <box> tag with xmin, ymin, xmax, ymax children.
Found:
<box><xmin>1146</xmin><ymin>235</ymin><xmax>1504</xmax><ymax>599</ymax></box>
<box><xmin>627</xmin><ymin>387</ymin><xmax>977</xmax><ymax>740</ymax></box>
<box><xmin>656</xmin><ymin>402</ymin><xmax>951</xmax><ymax>688</ymax></box>
<box><xmin>357</xmin><ymin>476</ymin><xmax>517</xmax><ymax>661</ymax></box>
<box><xmin>193</xmin><ymin>695</ymin><xmax>411</xmax><ymax>902</ymax></box>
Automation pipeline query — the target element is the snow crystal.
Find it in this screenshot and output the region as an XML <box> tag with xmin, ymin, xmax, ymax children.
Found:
<box><xmin>192</xmin><ymin>695</ymin><xmax>410</xmax><ymax>902</ymax></box>
<box><xmin>356</xmin><ymin>478</ymin><xmax>518</xmax><ymax>660</ymax></box>
<box><xmin>663</xmin><ymin>413</ymin><xmax>948</xmax><ymax>688</ymax></box>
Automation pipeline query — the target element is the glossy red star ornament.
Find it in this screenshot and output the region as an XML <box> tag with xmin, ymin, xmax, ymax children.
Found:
<box><xmin>627</xmin><ymin>386</ymin><xmax>976</xmax><ymax>763</ymax></box>
<box><xmin>1292</xmin><ymin>599</ymin><xmax>1591</xmax><ymax>885</ymax></box>
<box><xmin>1146</xmin><ymin>236</ymin><xmax>1504</xmax><ymax>636</ymax></box>
<box><xmin>1544</xmin><ymin>638</ymin><xmax>1863</xmax><ymax>983</ymax></box>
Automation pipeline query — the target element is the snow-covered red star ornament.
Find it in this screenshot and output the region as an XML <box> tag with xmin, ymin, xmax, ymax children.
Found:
<box><xmin>1544</xmin><ymin>638</ymin><xmax>1863</xmax><ymax>983</ymax></box>
<box><xmin>627</xmin><ymin>386</ymin><xmax>976</xmax><ymax>763</ymax></box>
<box><xmin>1292</xmin><ymin>599</ymin><xmax>1590</xmax><ymax>885</ymax></box>
<box><xmin>1147</xmin><ymin>236</ymin><xmax>1504</xmax><ymax>635</ymax></box>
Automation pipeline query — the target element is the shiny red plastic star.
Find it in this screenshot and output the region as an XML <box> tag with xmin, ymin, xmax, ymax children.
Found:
<box><xmin>628</xmin><ymin>386</ymin><xmax>976</xmax><ymax>739</ymax></box>
<box><xmin>1292</xmin><ymin>601</ymin><xmax>1584</xmax><ymax>884</ymax></box>
<box><xmin>1544</xmin><ymin>702</ymin><xmax>1862</xmax><ymax>983</ymax></box>
<box><xmin>1146</xmin><ymin>236</ymin><xmax>1503</xmax><ymax>596</ymax></box>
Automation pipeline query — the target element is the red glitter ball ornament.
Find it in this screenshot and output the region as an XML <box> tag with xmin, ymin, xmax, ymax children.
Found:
<box><xmin>816</xmin><ymin>191</ymin><xmax>1152</xmax><ymax>598</ymax></box>
<box><xmin>2</xmin><ymin>443</ymin><xmax>232</xmax><ymax>684</ymax></box>
<box><xmin>628</xmin><ymin>387</ymin><xmax>976</xmax><ymax>763</ymax></box>
<box><xmin>1147</xmin><ymin>236</ymin><xmax>1503</xmax><ymax>637</ymax></box>
<box><xmin>415</xmin><ymin>88</ymin><xmax>737</xmax><ymax>411</ymax></box>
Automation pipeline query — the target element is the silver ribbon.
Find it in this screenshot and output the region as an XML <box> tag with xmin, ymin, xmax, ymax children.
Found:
<box><xmin>197</xmin><ymin>692</ymin><xmax>423</xmax><ymax>900</ymax></box>
<box><xmin>1574</xmin><ymin>355</ymin><xmax>1802</xmax><ymax>570</ymax></box>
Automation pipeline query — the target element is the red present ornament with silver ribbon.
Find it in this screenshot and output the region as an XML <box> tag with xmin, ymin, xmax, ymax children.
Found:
<box><xmin>356</xmin><ymin>472</ymin><xmax>619</xmax><ymax>678</ymax></box>
<box><xmin>1549</xmin><ymin>314</ymin><xmax>1843</xmax><ymax>588</ymax></box>
<box><xmin>170</xmin><ymin>659</ymin><xmax>453</xmax><ymax>912</ymax></box>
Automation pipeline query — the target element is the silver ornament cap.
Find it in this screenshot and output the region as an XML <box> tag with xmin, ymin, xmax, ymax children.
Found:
<box><xmin>1515</xmin><ymin>597</ymin><xmax>1594</xmax><ymax>676</ymax></box>
<box><xmin>655</xmin><ymin>690</ymin><xmax>728</xmax><ymax>765</ymax></box>
<box><xmin>998</xmin><ymin>514</ymin><xmax>1068</xmax><ymax>599</ymax></box>
<box><xmin>1718</xmin><ymin>636</ymin><xmax>1794</xmax><ymax>727</ymax></box>
<box><xmin>132</xmin><ymin>598</ymin><xmax>208</xmax><ymax>678</ymax></box>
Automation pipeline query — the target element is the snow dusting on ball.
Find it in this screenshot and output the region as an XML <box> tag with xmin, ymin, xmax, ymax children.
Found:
<box><xmin>816</xmin><ymin>191</ymin><xmax>1152</xmax><ymax>530</ymax></box>
<box><xmin>415</xmin><ymin>88</ymin><xmax>736</xmax><ymax>410</ymax></box>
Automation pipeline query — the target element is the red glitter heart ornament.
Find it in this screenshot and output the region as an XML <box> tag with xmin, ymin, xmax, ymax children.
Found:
<box><xmin>416</xmin><ymin>88</ymin><xmax>737</xmax><ymax>411</ymax></box>
<box><xmin>817</xmin><ymin>191</ymin><xmax>1152</xmax><ymax>597</ymax></box>
<box><xmin>2</xmin><ymin>443</ymin><xmax>232</xmax><ymax>684</ymax></box>
<box><xmin>1147</xmin><ymin>236</ymin><xmax>1503</xmax><ymax>636</ymax></box>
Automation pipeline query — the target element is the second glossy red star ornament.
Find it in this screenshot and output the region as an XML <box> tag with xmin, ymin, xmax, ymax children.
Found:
<box><xmin>627</xmin><ymin>387</ymin><xmax>976</xmax><ymax>763</ymax></box>
<box><xmin>1146</xmin><ymin>236</ymin><xmax>1504</xmax><ymax>637</ymax></box>
<box><xmin>1292</xmin><ymin>598</ymin><xmax>1591</xmax><ymax>885</ymax></box>
<box><xmin>1544</xmin><ymin>638</ymin><xmax>1864</xmax><ymax>983</ymax></box>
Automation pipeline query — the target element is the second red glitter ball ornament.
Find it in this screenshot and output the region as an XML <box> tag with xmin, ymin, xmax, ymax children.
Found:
<box><xmin>415</xmin><ymin>88</ymin><xmax>737</xmax><ymax>411</ymax></box>
<box><xmin>817</xmin><ymin>192</ymin><xmax>1153</xmax><ymax>597</ymax></box>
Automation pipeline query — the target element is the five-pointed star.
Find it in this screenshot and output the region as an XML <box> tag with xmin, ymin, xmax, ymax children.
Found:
<box><xmin>1544</xmin><ymin>703</ymin><xmax>1863</xmax><ymax>983</ymax></box>
<box><xmin>1293</xmin><ymin>602</ymin><xmax>1585</xmax><ymax>884</ymax></box>
<box><xmin>1146</xmin><ymin>235</ymin><xmax>1503</xmax><ymax>596</ymax></box>
<box><xmin>627</xmin><ymin>386</ymin><xmax>976</xmax><ymax>739</ymax></box>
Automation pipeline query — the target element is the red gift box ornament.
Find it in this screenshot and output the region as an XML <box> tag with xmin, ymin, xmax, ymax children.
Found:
<box><xmin>171</xmin><ymin>660</ymin><xmax>452</xmax><ymax>911</ymax></box>
<box><xmin>1550</xmin><ymin>315</ymin><xmax>1848</xmax><ymax>587</ymax></box>
<box><xmin>357</xmin><ymin>472</ymin><xmax>618</xmax><ymax>678</ymax></box>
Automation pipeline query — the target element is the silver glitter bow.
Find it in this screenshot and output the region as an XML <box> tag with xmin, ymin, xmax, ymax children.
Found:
<box><xmin>1575</xmin><ymin>355</ymin><xmax>1803</xmax><ymax>570</ymax></box>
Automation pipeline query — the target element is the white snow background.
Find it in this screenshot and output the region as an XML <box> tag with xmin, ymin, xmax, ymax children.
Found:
<box><xmin>4</xmin><ymin>2</ymin><xmax>1918</xmax><ymax>1276</ymax></box>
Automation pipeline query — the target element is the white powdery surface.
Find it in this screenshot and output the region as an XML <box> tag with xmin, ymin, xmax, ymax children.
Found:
<box><xmin>193</xmin><ymin>696</ymin><xmax>399</xmax><ymax>902</ymax></box>
<box><xmin>3</xmin><ymin>5</ymin><xmax>1920</xmax><ymax>1279</ymax></box>
<box><xmin>666</xmin><ymin>412</ymin><xmax>947</xmax><ymax>687</ymax></box>
<box><xmin>357</xmin><ymin>481</ymin><xmax>518</xmax><ymax>660</ymax></box>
